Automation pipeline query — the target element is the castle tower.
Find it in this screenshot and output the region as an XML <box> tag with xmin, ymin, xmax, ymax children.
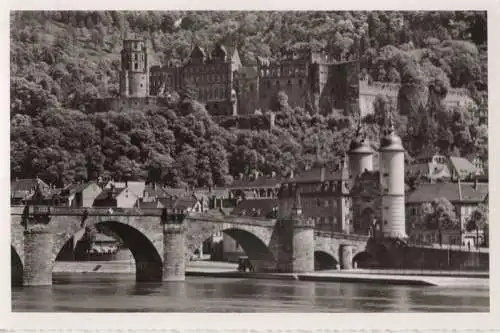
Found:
<box><xmin>379</xmin><ymin>111</ymin><xmax>407</xmax><ymax>239</ymax></box>
<box><xmin>348</xmin><ymin>121</ymin><xmax>374</xmax><ymax>183</ymax></box>
<box><xmin>119</xmin><ymin>33</ymin><xmax>149</xmax><ymax>98</ymax></box>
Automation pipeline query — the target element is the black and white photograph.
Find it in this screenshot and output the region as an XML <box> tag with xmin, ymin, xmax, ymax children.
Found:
<box><xmin>8</xmin><ymin>8</ymin><xmax>491</xmax><ymax>316</ymax></box>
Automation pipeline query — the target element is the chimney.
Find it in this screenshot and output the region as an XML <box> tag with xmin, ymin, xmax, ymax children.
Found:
<box><xmin>320</xmin><ymin>166</ymin><xmax>325</xmax><ymax>182</ymax></box>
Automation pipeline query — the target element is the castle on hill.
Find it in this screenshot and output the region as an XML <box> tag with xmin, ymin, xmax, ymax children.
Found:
<box><xmin>110</xmin><ymin>33</ymin><xmax>477</xmax><ymax>117</ymax></box>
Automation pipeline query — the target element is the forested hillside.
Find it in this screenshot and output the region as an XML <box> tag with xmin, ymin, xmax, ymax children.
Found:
<box><xmin>10</xmin><ymin>11</ymin><xmax>488</xmax><ymax>187</ymax></box>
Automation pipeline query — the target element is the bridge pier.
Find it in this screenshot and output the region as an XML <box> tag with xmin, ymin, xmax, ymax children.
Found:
<box><xmin>340</xmin><ymin>244</ymin><xmax>353</xmax><ymax>270</ymax></box>
<box><xmin>162</xmin><ymin>222</ymin><xmax>185</xmax><ymax>281</ymax></box>
<box><xmin>290</xmin><ymin>217</ymin><xmax>315</xmax><ymax>272</ymax></box>
<box><xmin>23</xmin><ymin>227</ymin><xmax>54</xmax><ymax>286</ymax></box>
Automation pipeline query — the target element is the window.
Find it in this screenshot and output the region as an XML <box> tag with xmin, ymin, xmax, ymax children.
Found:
<box><xmin>267</xmin><ymin>81</ymin><xmax>271</xmax><ymax>88</ymax></box>
<box><xmin>299</xmin><ymin>79</ymin><xmax>303</xmax><ymax>86</ymax></box>
<box><xmin>276</xmin><ymin>80</ymin><xmax>280</xmax><ymax>87</ymax></box>
<box><xmin>287</xmin><ymin>80</ymin><xmax>292</xmax><ymax>86</ymax></box>
<box><xmin>134</xmin><ymin>63</ymin><xmax>138</xmax><ymax>70</ymax></box>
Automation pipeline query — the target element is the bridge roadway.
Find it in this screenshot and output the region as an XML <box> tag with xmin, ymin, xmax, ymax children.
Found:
<box><xmin>10</xmin><ymin>206</ymin><xmax>489</xmax><ymax>286</ymax></box>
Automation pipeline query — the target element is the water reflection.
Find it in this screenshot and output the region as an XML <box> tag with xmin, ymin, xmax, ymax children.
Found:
<box><xmin>12</xmin><ymin>273</ymin><xmax>489</xmax><ymax>313</ymax></box>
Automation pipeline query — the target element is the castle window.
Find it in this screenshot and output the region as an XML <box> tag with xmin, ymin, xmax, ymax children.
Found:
<box><xmin>299</xmin><ymin>79</ymin><xmax>303</xmax><ymax>86</ymax></box>
<box><xmin>134</xmin><ymin>54</ymin><xmax>138</xmax><ymax>61</ymax></box>
<box><xmin>134</xmin><ymin>63</ymin><xmax>138</xmax><ymax>70</ymax></box>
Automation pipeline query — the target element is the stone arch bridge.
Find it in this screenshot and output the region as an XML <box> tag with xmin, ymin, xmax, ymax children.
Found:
<box><xmin>11</xmin><ymin>206</ymin><xmax>370</xmax><ymax>286</ymax></box>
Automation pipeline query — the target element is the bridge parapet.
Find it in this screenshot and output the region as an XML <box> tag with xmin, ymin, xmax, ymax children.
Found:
<box><xmin>187</xmin><ymin>213</ymin><xmax>277</xmax><ymax>228</ymax></box>
<box><xmin>11</xmin><ymin>205</ymin><xmax>165</xmax><ymax>216</ymax></box>
<box><xmin>314</xmin><ymin>230</ymin><xmax>370</xmax><ymax>242</ymax></box>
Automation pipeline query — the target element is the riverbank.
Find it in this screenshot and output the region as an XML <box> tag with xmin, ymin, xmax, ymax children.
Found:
<box><xmin>52</xmin><ymin>260</ymin><xmax>489</xmax><ymax>287</ymax></box>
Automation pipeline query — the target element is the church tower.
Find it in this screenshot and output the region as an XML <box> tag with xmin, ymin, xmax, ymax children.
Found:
<box><xmin>119</xmin><ymin>33</ymin><xmax>149</xmax><ymax>97</ymax></box>
<box><xmin>379</xmin><ymin>111</ymin><xmax>407</xmax><ymax>239</ymax></box>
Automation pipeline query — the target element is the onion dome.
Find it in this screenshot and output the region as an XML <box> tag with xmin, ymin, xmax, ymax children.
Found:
<box><xmin>380</xmin><ymin>111</ymin><xmax>404</xmax><ymax>151</ymax></box>
<box><xmin>349</xmin><ymin>122</ymin><xmax>374</xmax><ymax>154</ymax></box>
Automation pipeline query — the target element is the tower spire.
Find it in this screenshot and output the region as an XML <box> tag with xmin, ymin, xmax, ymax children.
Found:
<box><xmin>291</xmin><ymin>187</ymin><xmax>302</xmax><ymax>216</ymax></box>
<box><xmin>384</xmin><ymin>108</ymin><xmax>395</xmax><ymax>136</ymax></box>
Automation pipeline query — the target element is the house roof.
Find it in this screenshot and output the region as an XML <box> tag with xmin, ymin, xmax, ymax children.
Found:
<box><xmin>158</xmin><ymin>195</ymin><xmax>198</xmax><ymax>211</ymax></box>
<box><xmin>406</xmin><ymin>182</ymin><xmax>488</xmax><ymax>204</ymax></box>
<box><xmin>138</xmin><ymin>200</ymin><xmax>164</xmax><ymax>209</ymax></box>
<box><xmin>11</xmin><ymin>178</ymin><xmax>49</xmax><ymax>194</ymax></box>
<box><xmin>231</xmin><ymin>198</ymin><xmax>278</xmax><ymax>218</ymax></box>
<box><xmin>61</xmin><ymin>182</ymin><xmax>99</xmax><ymax>196</ymax></box>
<box><xmin>94</xmin><ymin>187</ymin><xmax>127</xmax><ymax>201</ymax></box>
<box><xmin>143</xmin><ymin>185</ymin><xmax>170</xmax><ymax>199</ymax></box>
<box><xmin>448</xmin><ymin>156</ymin><xmax>478</xmax><ymax>177</ymax></box>
<box><xmin>285</xmin><ymin>166</ymin><xmax>345</xmax><ymax>184</ymax></box>
<box><xmin>229</xmin><ymin>176</ymin><xmax>283</xmax><ymax>189</ymax></box>
<box><xmin>407</xmin><ymin>163</ymin><xmax>451</xmax><ymax>180</ymax></box>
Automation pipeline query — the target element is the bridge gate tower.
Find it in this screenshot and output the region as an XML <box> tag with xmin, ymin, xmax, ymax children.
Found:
<box><xmin>379</xmin><ymin>111</ymin><xmax>407</xmax><ymax>239</ymax></box>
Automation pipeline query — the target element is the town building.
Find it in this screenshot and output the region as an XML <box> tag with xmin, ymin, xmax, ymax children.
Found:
<box><xmin>11</xmin><ymin>178</ymin><xmax>51</xmax><ymax>205</ymax></box>
<box><xmin>406</xmin><ymin>151</ymin><xmax>484</xmax><ymax>183</ymax></box>
<box><xmin>93</xmin><ymin>185</ymin><xmax>139</xmax><ymax>208</ymax></box>
<box><xmin>278</xmin><ymin>161</ymin><xmax>351</xmax><ymax>233</ymax></box>
<box><xmin>58</xmin><ymin>182</ymin><xmax>102</xmax><ymax>207</ymax></box>
<box><xmin>405</xmin><ymin>181</ymin><xmax>488</xmax><ymax>246</ymax></box>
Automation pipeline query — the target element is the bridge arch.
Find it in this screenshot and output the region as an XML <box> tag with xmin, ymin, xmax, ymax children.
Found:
<box><xmin>185</xmin><ymin>221</ymin><xmax>276</xmax><ymax>271</ymax></box>
<box><xmin>314</xmin><ymin>250</ymin><xmax>338</xmax><ymax>271</ymax></box>
<box><xmin>352</xmin><ymin>251</ymin><xmax>376</xmax><ymax>268</ymax></box>
<box><xmin>11</xmin><ymin>245</ymin><xmax>23</xmax><ymax>286</ymax></box>
<box><xmin>51</xmin><ymin>215</ymin><xmax>163</xmax><ymax>282</ymax></box>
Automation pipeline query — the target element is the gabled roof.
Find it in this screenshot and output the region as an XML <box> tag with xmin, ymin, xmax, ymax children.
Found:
<box><xmin>11</xmin><ymin>178</ymin><xmax>49</xmax><ymax>193</ymax></box>
<box><xmin>61</xmin><ymin>182</ymin><xmax>100</xmax><ymax>196</ymax></box>
<box><xmin>448</xmin><ymin>156</ymin><xmax>478</xmax><ymax>178</ymax></box>
<box><xmin>406</xmin><ymin>182</ymin><xmax>488</xmax><ymax>204</ymax></box>
<box><xmin>94</xmin><ymin>187</ymin><xmax>127</xmax><ymax>201</ymax></box>
<box><xmin>407</xmin><ymin>163</ymin><xmax>451</xmax><ymax>180</ymax></box>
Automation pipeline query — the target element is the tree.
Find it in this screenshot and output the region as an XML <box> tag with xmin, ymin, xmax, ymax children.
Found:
<box><xmin>422</xmin><ymin>198</ymin><xmax>459</xmax><ymax>245</ymax></box>
<box><xmin>271</xmin><ymin>91</ymin><xmax>289</xmax><ymax>111</ymax></box>
<box><xmin>466</xmin><ymin>203</ymin><xmax>488</xmax><ymax>247</ymax></box>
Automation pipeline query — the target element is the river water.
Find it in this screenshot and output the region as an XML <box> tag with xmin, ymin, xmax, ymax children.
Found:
<box><xmin>12</xmin><ymin>273</ymin><xmax>489</xmax><ymax>312</ymax></box>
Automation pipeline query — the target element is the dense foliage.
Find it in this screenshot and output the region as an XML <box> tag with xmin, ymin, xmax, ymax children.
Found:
<box><xmin>10</xmin><ymin>11</ymin><xmax>487</xmax><ymax>186</ymax></box>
